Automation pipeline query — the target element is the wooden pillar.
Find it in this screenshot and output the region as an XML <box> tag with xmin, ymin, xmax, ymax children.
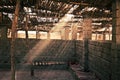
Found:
<box><xmin>83</xmin><ymin>18</ymin><xmax>92</xmax><ymax>72</ymax></box>
<box><xmin>61</xmin><ymin>26</ymin><xmax>70</xmax><ymax>40</ymax></box>
<box><xmin>35</xmin><ymin>26</ymin><xmax>40</xmax><ymax>39</ymax></box>
<box><xmin>30</xmin><ymin>67</ymin><xmax>34</xmax><ymax>76</ymax></box>
<box><xmin>0</xmin><ymin>14</ymin><xmax>10</xmax><ymax>40</ymax></box>
<box><xmin>36</xmin><ymin>31</ymin><xmax>40</xmax><ymax>39</ymax></box>
<box><xmin>60</xmin><ymin>31</ymin><xmax>63</xmax><ymax>39</ymax></box>
<box><xmin>25</xmin><ymin>14</ymin><xmax>29</xmax><ymax>48</ymax></box>
<box><xmin>112</xmin><ymin>0</ymin><xmax>120</xmax><ymax>43</ymax></box>
<box><xmin>47</xmin><ymin>32</ymin><xmax>50</xmax><ymax>39</ymax></box>
<box><xmin>61</xmin><ymin>29</ymin><xmax>65</xmax><ymax>40</ymax></box>
<box><xmin>0</xmin><ymin>12</ymin><xmax>2</xmax><ymax>23</ymax></box>
<box><xmin>0</xmin><ymin>27</ymin><xmax>8</xmax><ymax>40</ymax></box>
<box><xmin>111</xmin><ymin>1</ymin><xmax>120</xmax><ymax>80</ymax></box>
<box><xmin>83</xmin><ymin>18</ymin><xmax>92</xmax><ymax>40</ymax></box>
<box><xmin>103</xmin><ymin>32</ymin><xmax>106</xmax><ymax>41</ymax></box>
<box><xmin>25</xmin><ymin>14</ymin><xmax>29</xmax><ymax>39</ymax></box>
<box><xmin>10</xmin><ymin>0</ymin><xmax>20</xmax><ymax>80</ymax></box>
<box><xmin>65</xmin><ymin>26</ymin><xmax>70</xmax><ymax>40</ymax></box>
<box><xmin>72</xmin><ymin>25</ymin><xmax>77</xmax><ymax>40</ymax></box>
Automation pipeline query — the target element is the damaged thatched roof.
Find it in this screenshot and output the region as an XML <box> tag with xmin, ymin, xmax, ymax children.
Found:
<box><xmin>0</xmin><ymin>0</ymin><xmax>112</xmax><ymax>32</ymax></box>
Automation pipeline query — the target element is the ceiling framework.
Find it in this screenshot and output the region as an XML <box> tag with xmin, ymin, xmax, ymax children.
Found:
<box><xmin>0</xmin><ymin>0</ymin><xmax>113</xmax><ymax>33</ymax></box>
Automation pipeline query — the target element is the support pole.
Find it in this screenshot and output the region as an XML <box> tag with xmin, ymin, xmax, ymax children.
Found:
<box><xmin>25</xmin><ymin>14</ymin><xmax>29</xmax><ymax>39</ymax></box>
<box><xmin>111</xmin><ymin>1</ymin><xmax>120</xmax><ymax>80</ymax></box>
<box><xmin>25</xmin><ymin>14</ymin><xmax>29</xmax><ymax>48</ymax></box>
<box><xmin>72</xmin><ymin>25</ymin><xmax>77</xmax><ymax>40</ymax></box>
<box><xmin>83</xmin><ymin>18</ymin><xmax>92</xmax><ymax>72</ymax></box>
<box><xmin>10</xmin><ymin>0</ymin><xmax>20</xmax><ymax>80</ymax></box>
<box><xmin>64</xmin><ymin>26</ymin><xmax>70</xmax><ymax>40</ymax></box>
<box><xmin>0</xmin><ymin>12</ymin><xmax>2</xmax><ymax>23</ymax></box>
<box><xmin>47</xmin><ymin>32</ymin><xmax>50</xmax><ymax>39</ymax></box>
<box><xmin>112</xmin><ymin>0</ymin><xmax>120</xmax><ymax>43</ymax></box>
<box><xmin>30</xmin><ymin>66</ymin><xmax>34</xmax><ymax>76</ymax></box>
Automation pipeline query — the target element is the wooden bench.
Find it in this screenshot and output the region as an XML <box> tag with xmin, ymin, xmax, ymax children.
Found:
<box><xmin>30</xmin><ymin>57</ymin><xmax>70</xmax><ymax>76</ymax></box>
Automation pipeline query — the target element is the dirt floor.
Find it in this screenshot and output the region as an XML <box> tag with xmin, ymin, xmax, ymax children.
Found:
<box><xmin>0</xmin><ymin>70</ymin><xmax>75</xmax><ymax>80</ymax></box>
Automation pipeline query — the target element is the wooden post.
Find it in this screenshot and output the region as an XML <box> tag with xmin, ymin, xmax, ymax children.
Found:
<box><xmin>25</xmin><ymin>14</ymin><xmax>29</xmax><ymax>48</ymax></box>
<box><xmin>0</xmin><ymin>12</ymin><xmax>2</xmax><ymax>23</ymax></box>
<box><xmin>111</xmin><ymin>1</ymin><xmax>120</xmax><ymax>80</ymax></box>
<box><xmin>95</xmin><ymin>32</ymin><xmax>97</xmax><ymax>40</ymax></box>
<box><xmin>36</xmin><ymin>25</ymin><xmax>40</xmax><ymax>39</ymax></box>
<box><xmin>64</xmin><ymin>26</ymin><xmax>70</xmax><ymax>40</ymax></box>
<box><xmin>0</xmin><ymin>27</ymin><xmax>8</xmax><ymax>40</ymax></box>
<box><xmin>47</xmin><ymin>32</ymin><xmax>50</xmax><ymax>39</ymax></box>
<box><xmin>31</xmin><ymin>66</ymin><xmax>34</xmax><ymax>76</ymax></box>
<box><xmin>10</xmin><ymin>0</ymin><xmax>20</xmax><ymax>80</ymax></box>
<box><xmin>61</xmin><ymin>29</ymin><xmax>65</xmax><ymax>40</ymax></box>
<box><xmin>112</xmin><ymin>0</ymin><xmax>120</xmax><ymax>43</ymax></box>
<box><xmin>25</xmin><ymin>14</ymin><xmax>29</xmax><ymax>39</ymax></box>
<box><xmin>72</xmin><ymin>25</ymin><xmax>77</xmax><ymax>40</ymax></box>
<box><xmin>103</xmin><ymin>32</ymin><xmax>105</xmax><ymax>41</ymax></box>
<box><xmin>83</xmin><ymin>18</ymin><xmax>92</xmax><ymax>72</ymax></box>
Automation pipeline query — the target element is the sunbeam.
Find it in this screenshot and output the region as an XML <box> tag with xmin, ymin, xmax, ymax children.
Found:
<box><xmin>51</xmin><ymin>5</ymin><xmax>79</xmax><ymax>32</ymax></box>
<box><xmin>22</xmin><ymin>5</ymin><xmax>79</xmax><ymax>64</ymax></box>
<box><xmin>24</xmin><ymin>40</ymin><xmax>52</xmax><ymax>63</ymax></box>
